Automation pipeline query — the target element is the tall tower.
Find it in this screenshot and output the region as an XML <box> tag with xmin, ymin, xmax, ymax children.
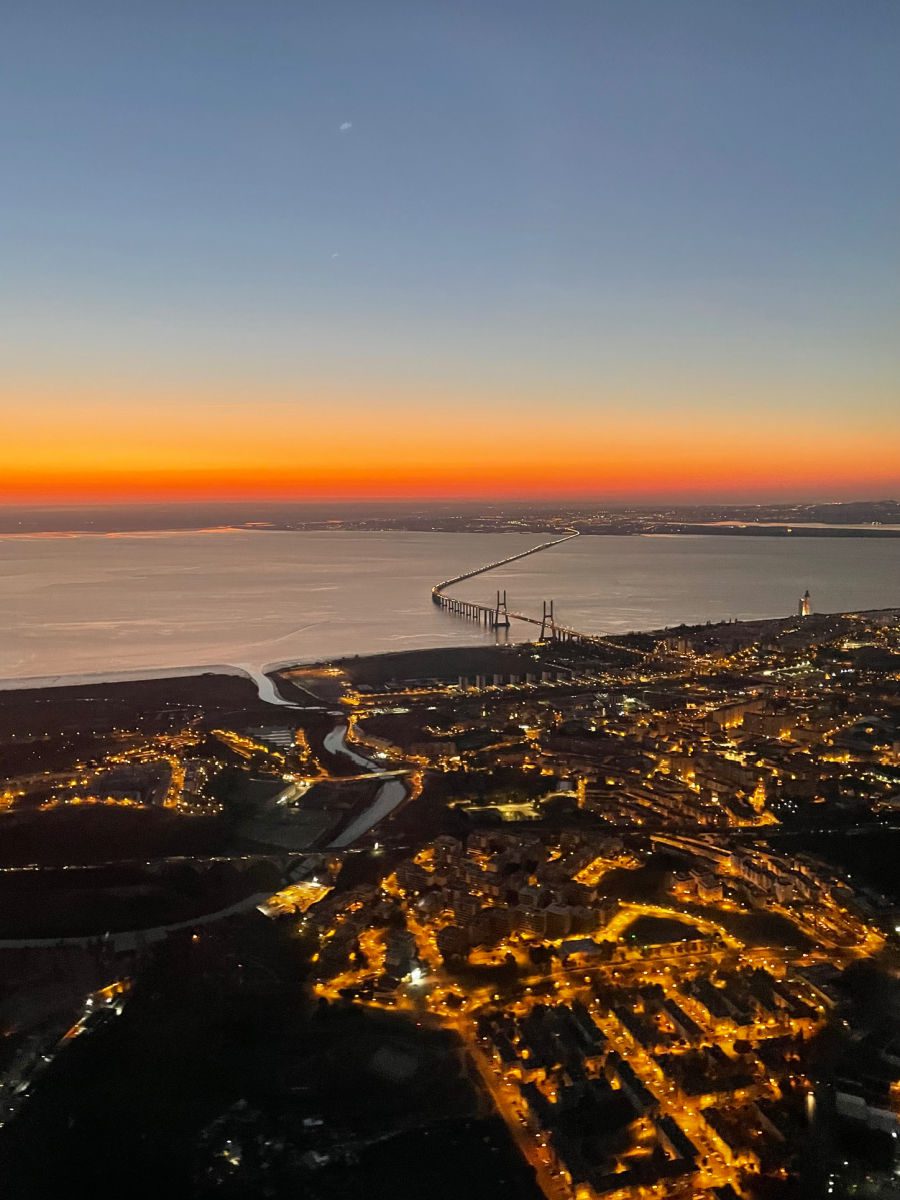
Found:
<box><xmin>798</xmin><ymin>589</ymin><xmax>811</xmax><ymax>618</ymax></box>
<box><xmin>494</xmin><ymin>589</ymin><xmax>510</xmax><ymax>629</ymax></box>
<box><xmin>539</xmin><ymin>599</ymin><xmax>555</xmax><ymax>640</ymax></box>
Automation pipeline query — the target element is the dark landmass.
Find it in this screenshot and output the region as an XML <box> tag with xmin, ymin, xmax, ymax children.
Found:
<box><xmin>0</xmin><ymin>806</ymin><xmax>228</xmax><ymax>869</ymax></box>
<box><xmin>663</xmin><ymin>523</ymin><xmax>900</xmax><ymax>538</ymax></box>
<box><xmin>0</xmin><ymin>671</ymin><xmax>280</xmax><ymax>769</ymax></box>
<box><xmin>798</xmin><ymin>829</ymin><xmax>900</xmax><ymax>906</ymax></box>
<box><xmin>332</xmin><ymin>643</ymin><xmax>539</xmax><ymax>688</ymax></box>
<box><xmin>0</xmin><ymin>857</ymin><xmax>281</xmax><ymax>939</ymax></box>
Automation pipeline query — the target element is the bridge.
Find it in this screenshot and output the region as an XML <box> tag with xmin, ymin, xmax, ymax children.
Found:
<box><xmin>431</xmin><ymin>530</ymin><xmax>578</xmax><ymax>629</ymax></box>
<box><xmin>434</xmin><ymin>587</ymin><xmax>511</xmax><ymax>630</ymax></box>
<box><xmin>507</xmin><ymin>605</ymin><xmax>648</xmax><ymax>658</ymax></box>
<box><xmin>431</xmin><ymin>530</ymin><xmax>648</xmax><ymax>659</ymax></box>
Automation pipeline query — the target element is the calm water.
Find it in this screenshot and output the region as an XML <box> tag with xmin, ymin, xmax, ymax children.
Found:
<box><xmin>451</xmin><ymin>533</ymin><xmax>900</xmax><ymax>634</ymax></box>
<box><xmin>0</xmin><ymin>529</ymin><xmax>897</xmax><ymax>683</ymax></box>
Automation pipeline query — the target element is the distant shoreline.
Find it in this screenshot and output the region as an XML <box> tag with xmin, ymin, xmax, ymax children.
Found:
<box><xmin>2</xmin><ymin>507</ymin><xmax>900</xmax><ymax>540</ymax></box>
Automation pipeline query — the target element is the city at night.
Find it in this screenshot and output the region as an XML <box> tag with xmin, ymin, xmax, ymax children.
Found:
<box><xmin>1</xmin><ymin>4</ymin><xmax>899</xmax><ymax>1199</ymax></box>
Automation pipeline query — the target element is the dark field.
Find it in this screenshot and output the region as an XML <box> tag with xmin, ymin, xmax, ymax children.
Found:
<box><xmin>621</xmin><ymin>915</ymin><xmax>704</xmax><ymax>944</ymax></box>
<box><xmin>0</xmin><ymin>915</ymin><xmax>539</xmax><ymax>1199</ymax></box>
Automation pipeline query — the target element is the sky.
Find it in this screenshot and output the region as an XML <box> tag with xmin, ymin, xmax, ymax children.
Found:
<box><xmin>1</xmin><ymin>1</ymin><xmax>898</xmax><ymax>505</ymax></box>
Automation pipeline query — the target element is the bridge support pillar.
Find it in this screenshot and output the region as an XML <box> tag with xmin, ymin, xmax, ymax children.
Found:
<box><xmin>540</xmin><ymin>599</ymin><xmax>555</xmax><ymax>641</ymax></box>
<box><xmin>494</xmin><ymin>589</ymin><xmax>510</xmax><ymax>630</ymax></box>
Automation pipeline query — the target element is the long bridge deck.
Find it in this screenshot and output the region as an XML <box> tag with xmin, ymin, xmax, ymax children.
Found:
<box><xmin>431</xmin><ymin>530</ymin><xmax>647</xmax><ymax>657</ymax></box>
<box><xmin>431</xmin><ymin>531</ymin><xmax>578</xmax><ymax>630</ymax></box>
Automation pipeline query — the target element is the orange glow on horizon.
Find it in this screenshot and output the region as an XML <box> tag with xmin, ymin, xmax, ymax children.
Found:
<box><xmin>3</xmin><ymin>456</ymin><xmax>898</xmax><ymax>507</ymax></box>
<box><xmin>3</xmin><ymin>381</ymin><xmax>898</xmax><ymax>506</ymax></box>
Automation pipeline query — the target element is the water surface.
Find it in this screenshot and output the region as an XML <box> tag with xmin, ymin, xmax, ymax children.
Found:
<box><xmin>1</xmin><ymin>529</ymin><xmax>897</xmax><ymax>683</ymax></box>
<box><xmin>0</xmin><ymin>530</ymin><xmax>517</xmax><ymax>682</ymax></box>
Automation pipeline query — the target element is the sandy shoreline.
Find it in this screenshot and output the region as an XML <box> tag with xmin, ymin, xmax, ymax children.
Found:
<box><xmin>0</xmin><ymin>664</ymin><xmax>248</xmax><ymax>690</ymax></box>
<box><xmin>0</xmin><ymin>662</ymin><xmax>300</xmax><ymax>707</ymax></box>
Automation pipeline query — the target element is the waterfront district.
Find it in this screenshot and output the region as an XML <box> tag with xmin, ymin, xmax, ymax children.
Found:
<box><xmin>2</xmin><ymin>600</ymin><xmax>900</xmax><ymax>1198</ymax></box>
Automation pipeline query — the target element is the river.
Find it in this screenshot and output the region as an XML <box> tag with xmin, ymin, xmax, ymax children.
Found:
<box><xmin>321</xmin><ymin>720</ymin><xmax>409</xmax><ymax>847</ymax></box>
<box><xmin>0</xmin><ymin>528</ymin><xmax>897</xmax><ymax>685</ymax></box>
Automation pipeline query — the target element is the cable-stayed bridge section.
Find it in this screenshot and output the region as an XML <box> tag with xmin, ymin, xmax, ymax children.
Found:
<box><xmin>431</xmin><ymin>530</ymin><xmax>647</xmax><ymax>659</ymax></box>
<box><xmin>431</xmin><ymin>532</ymin><xmax>578</xmax><ymax>630</ymax></box>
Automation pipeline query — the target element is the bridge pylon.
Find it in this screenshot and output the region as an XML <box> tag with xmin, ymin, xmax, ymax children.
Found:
<box><xmin>539</xmin><ymin>599</ymin><xmax>555</xmax><ymax>640</ymax></box>
<box><xmin>494</xmin><ymin>589</ymin><xmax>511</xmax><ymax>629</ymax></box>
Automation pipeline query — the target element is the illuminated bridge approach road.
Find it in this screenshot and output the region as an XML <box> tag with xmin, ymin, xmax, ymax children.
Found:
<box><xmin>431</xmin><ymin>530</ymin><xmax>647</xmax><ymax>657</ymax></box>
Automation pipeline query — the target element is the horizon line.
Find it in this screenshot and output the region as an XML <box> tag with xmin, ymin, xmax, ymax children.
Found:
<box><xmin>0</xmin><ymin>495</ymin><xmax>897</xmax><ymax>511</ymax></box>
